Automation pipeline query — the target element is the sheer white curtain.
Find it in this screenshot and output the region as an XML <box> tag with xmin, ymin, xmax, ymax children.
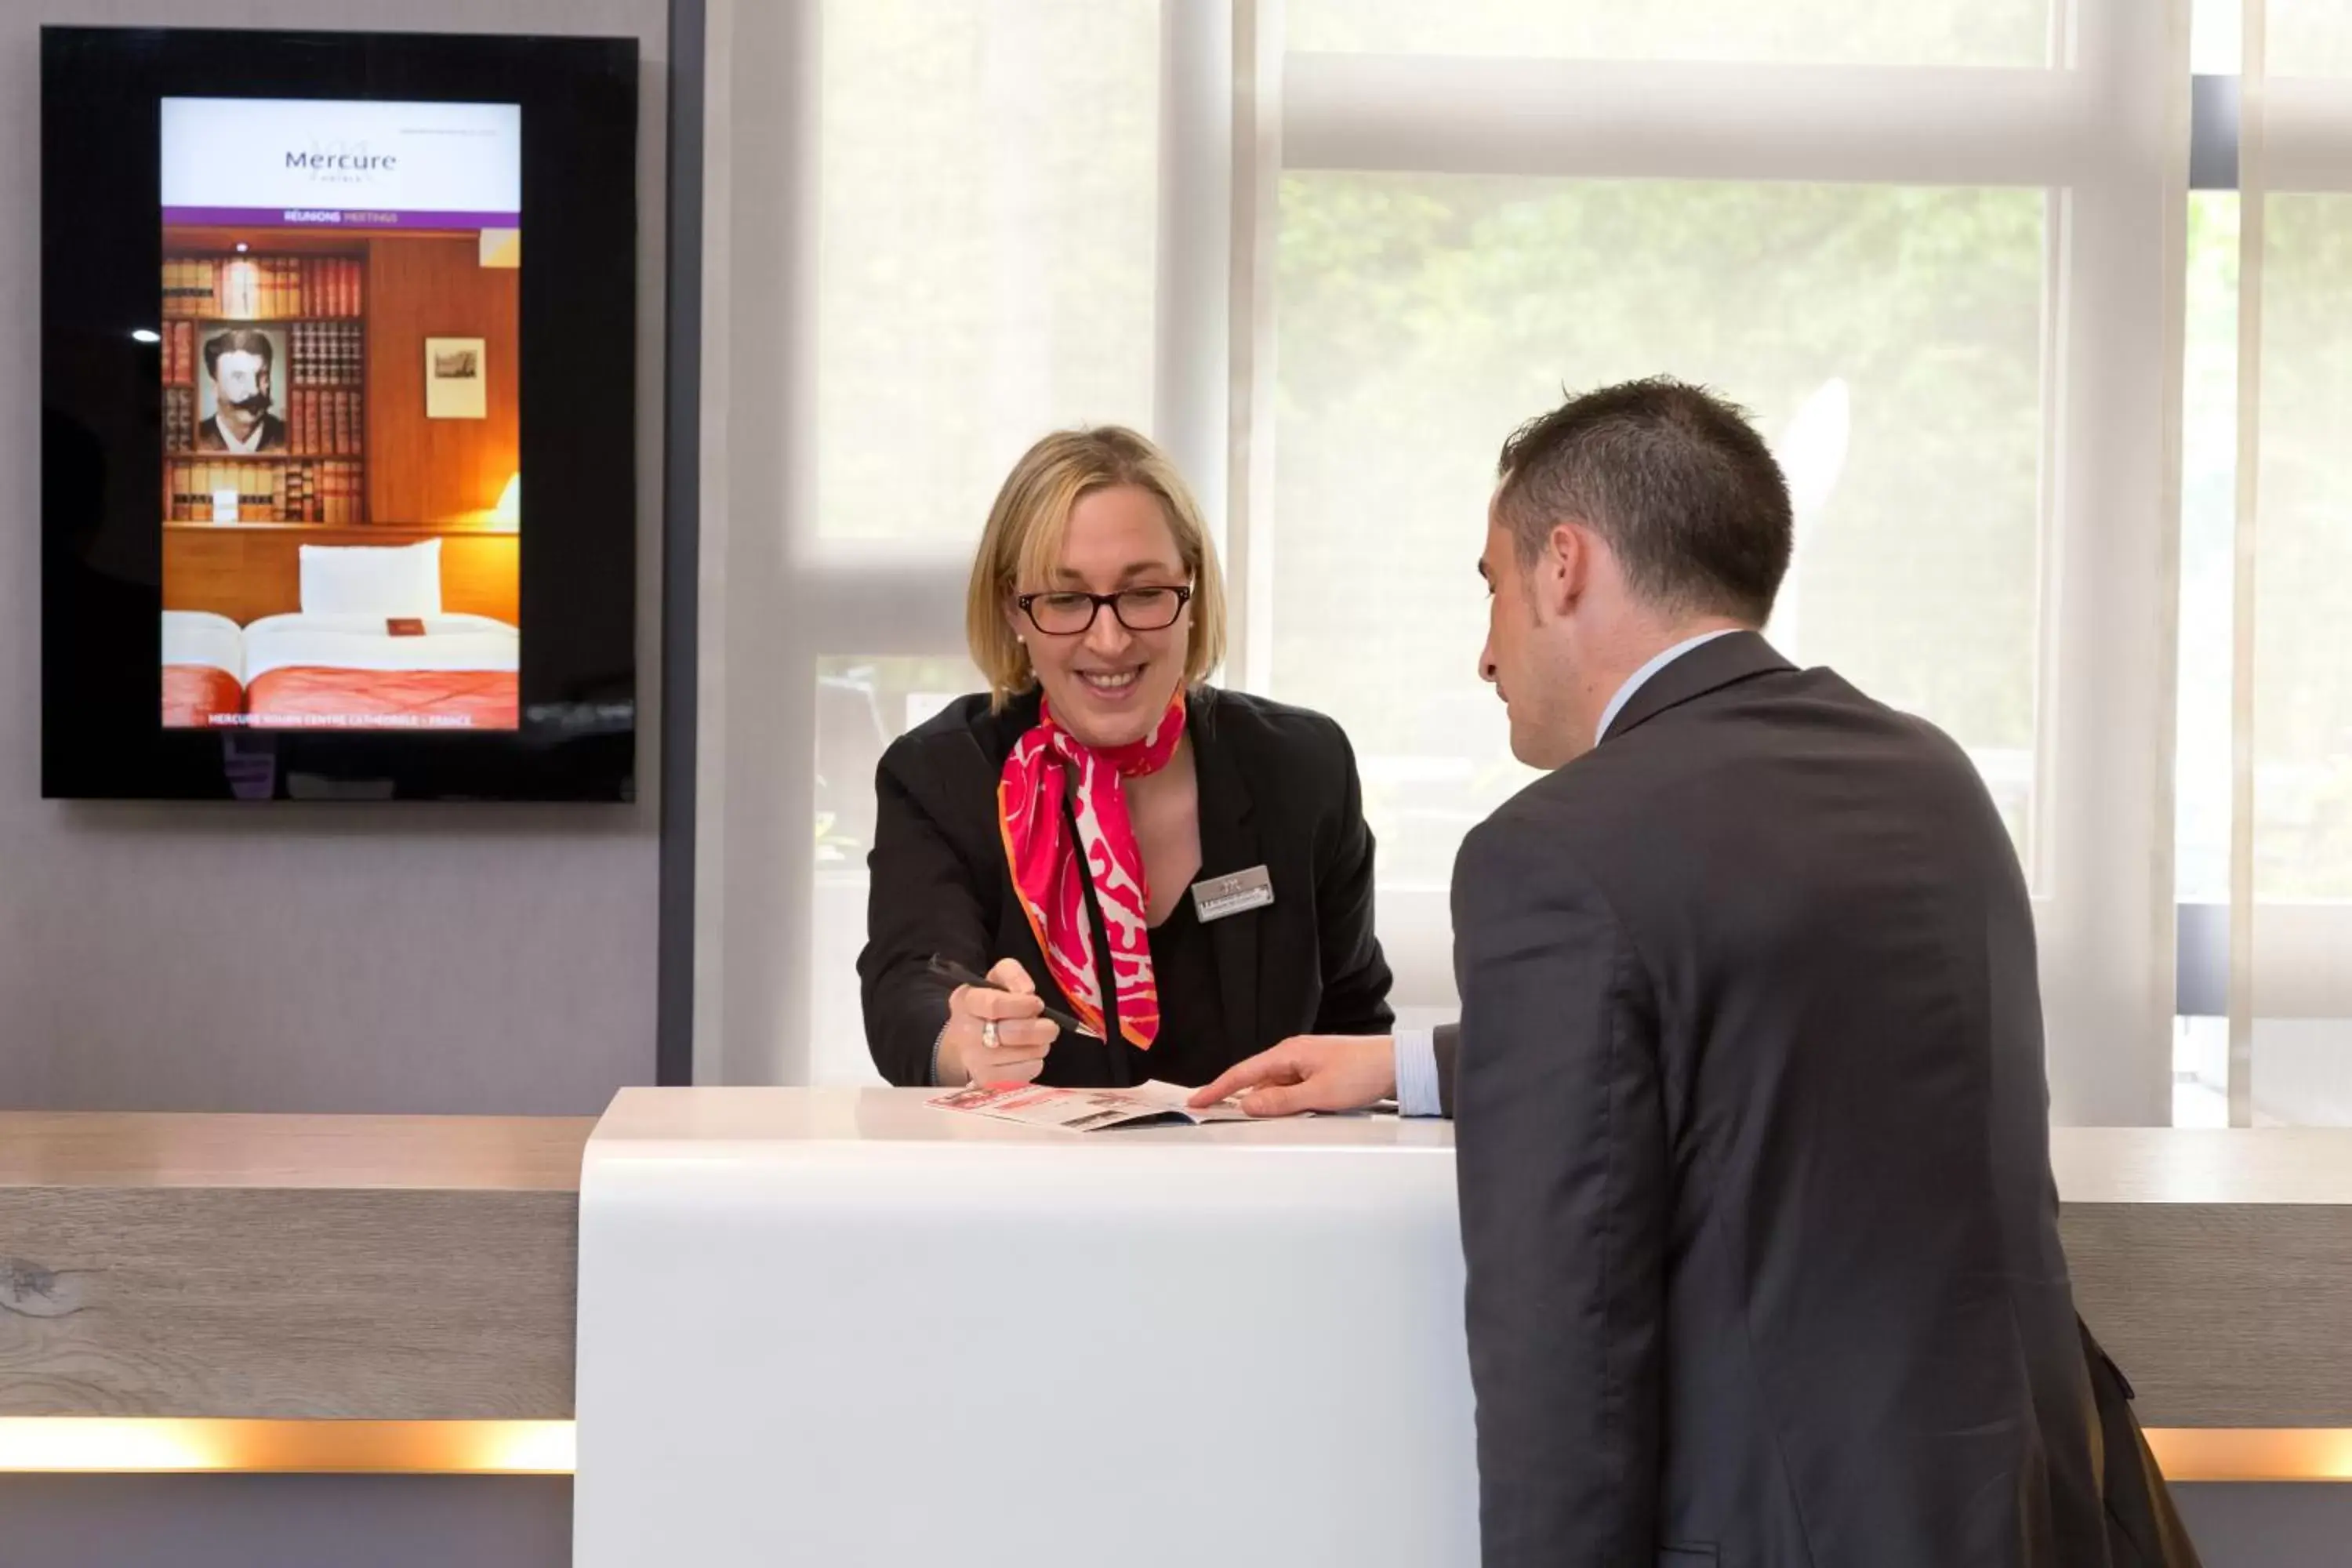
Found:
<box><xmin>696</xmin><ymin>0</ymin><xmax>2189</xmax><ymax>1125</ymax></box>
<box><xmin>2229</xmin><ymin>0</ymin><xmax>2352</xmax><ymax>1123</ymax></box>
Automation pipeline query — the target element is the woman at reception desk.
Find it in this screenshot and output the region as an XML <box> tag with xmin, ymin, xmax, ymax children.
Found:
<box><xmin>858</xmin><ymin>426</ymin><xmax>1394</xmax><ymax>1089</ymax></box>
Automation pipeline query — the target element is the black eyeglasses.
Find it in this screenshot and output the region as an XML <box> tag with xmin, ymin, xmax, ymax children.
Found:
<box><xmin>1016</xmin><ymin>585</ymin><xmax>1193</xmax><ymax>636</ymax></box>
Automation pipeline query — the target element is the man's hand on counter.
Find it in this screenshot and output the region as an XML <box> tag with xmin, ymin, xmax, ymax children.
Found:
<box><xmin>1190</xmin><ymin>1036</ymin><xmax>1397</xmax><ymax>1117</ymax></box>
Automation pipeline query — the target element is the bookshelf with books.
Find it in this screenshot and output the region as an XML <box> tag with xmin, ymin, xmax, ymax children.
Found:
<box><xmin>165</xmin><ymin>458</ymin><xmax>365</xmax><ymax>524</ymax></box>
<box><xmin>160</xmin><ymin>250</ymin><xmax>368</xmax><ymax>524</ymax></box>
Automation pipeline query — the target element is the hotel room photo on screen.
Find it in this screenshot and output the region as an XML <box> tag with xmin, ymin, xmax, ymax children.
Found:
<box><xmin>158</xmin><ymin>96</ymin><xmax>524</xmax><ymax>734</ymax></box>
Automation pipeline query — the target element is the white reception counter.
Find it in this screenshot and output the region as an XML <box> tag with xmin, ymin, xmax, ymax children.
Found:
<box><xmin>574</xmin><ymin>1091</ymin><xmax>2352</xmax><ymax>1563</ymax></box>
<box><xmin>574</xmin><ymin>1087</ymin><xmax>1477</xmax><ymax>1567</ymax></box>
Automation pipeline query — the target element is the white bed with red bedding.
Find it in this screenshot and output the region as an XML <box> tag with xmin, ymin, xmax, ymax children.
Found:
<box><xmin>239</xmin><ymin>612</ymin><xmax>519</xmax><ymax>730</ymax></box>
<box><xmin>161</xmin><ymin>541</ymin><xmax>521</xmax><ymax>731</ymax></box>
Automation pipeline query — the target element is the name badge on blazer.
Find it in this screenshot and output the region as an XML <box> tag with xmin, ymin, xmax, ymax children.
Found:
<box><xmin>1192</xmin><ymin>866</ymin><xmax>1274</xmax><ymax>923</ymax></box>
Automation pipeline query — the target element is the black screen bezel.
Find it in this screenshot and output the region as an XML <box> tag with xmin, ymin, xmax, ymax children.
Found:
<box><xmin>42</xmin><ymin>25</ymin><xmax>640</xmax><ymax>802</ymax></box>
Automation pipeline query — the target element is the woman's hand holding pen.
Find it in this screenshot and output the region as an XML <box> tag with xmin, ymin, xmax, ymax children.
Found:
<box><xmin>938</xmin><ymin>958</ymin><xmax>1062</xmax><ymax>1086</ymax></box>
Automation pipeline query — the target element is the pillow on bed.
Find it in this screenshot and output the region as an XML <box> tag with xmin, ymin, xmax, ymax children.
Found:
<box><xmin>299</xmin><ymin>540</ymin><xmax>444</xmax><ymax>618</ymax></box>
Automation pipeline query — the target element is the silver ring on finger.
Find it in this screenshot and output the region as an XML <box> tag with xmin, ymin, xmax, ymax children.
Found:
<box><xmin>981</xmin><ymin>1018</ymin><xmax>1000</xmax><ymax>1051</ymax></box>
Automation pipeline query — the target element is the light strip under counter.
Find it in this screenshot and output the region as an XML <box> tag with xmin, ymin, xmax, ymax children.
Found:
<box><xmin>2145</xmin><ymin>1429</ymin><xmax>2352</xmax><ymax>1483</ymax></box>
<box><xmin>4</xmin><ymin>1421</ymin><xmax>2348</xmax><ymax>1483</ymax></box>
<box><xmin>0</xmin><ymin>1419</ymin><xmax>574</xmax><ymax>1475</ymax></box>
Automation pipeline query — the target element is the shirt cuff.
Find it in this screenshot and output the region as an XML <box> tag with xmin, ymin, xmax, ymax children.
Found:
<box><xmin>1393</xmin><ymin>1027</ymin><xmax>1442</xmax><ymax>1118</ymax></box>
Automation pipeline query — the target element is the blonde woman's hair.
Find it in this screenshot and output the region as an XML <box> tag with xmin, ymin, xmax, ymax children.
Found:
<box><xmin>966</xmin><ymin>426</ymin><xmax>1229</xmax><ymax>709</ymax></box>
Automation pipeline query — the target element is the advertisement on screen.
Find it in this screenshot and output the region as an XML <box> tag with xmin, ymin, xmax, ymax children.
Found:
<box><xmin>158</xmin><ymin>97</ymin><xmax>524</xmax><ymax>734</ymax></box>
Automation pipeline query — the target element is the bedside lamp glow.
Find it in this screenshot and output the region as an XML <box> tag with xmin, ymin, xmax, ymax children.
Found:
<box><xmin>492</xmin><ymin>471</ymin><xmax>521</xmax><ymax>530</ymax></box>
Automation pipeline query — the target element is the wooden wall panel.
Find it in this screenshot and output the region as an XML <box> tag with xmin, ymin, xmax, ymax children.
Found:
<box><xmin>0</xmin><ymin>1113</ymin><xmax>590</xmax><ymax>1421</ymax></box>
<box><xmin>365</xmin><ymin>236</ymin><xmax>521</xmax><ymax>526</ymax></box>
<box><xmin>2067</xmin><ymin>1202</ymin><xmax>2352</xmax><ymax>1427</ymax></box>
<box><xmin>0</xmin><ymin>1186</ymin><xmax>577</xmax><ymax>1419</ymax></box>
<box><xmin>164</xmin><ymin>526</ymin><xmax>520</xmax><ymax>626</ymax></box>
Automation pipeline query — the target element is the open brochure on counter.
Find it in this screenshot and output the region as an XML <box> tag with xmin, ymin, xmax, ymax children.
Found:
<box><xmin>928</xmin><ymin>1080</ymin><xmax>1260</xmax><ymax>1132</ymax></box>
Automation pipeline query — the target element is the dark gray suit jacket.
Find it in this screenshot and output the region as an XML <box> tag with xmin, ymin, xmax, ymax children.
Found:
<box><xmin>1435</xmin><ymin>631</ymin><xmax>2122</xmax><ymax>1568</ymax></box>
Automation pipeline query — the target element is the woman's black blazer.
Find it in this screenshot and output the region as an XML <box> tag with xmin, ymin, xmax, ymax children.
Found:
<box><xmin>858</xmin><ymin>684</ymin><xmax>1396</xmax><ymax>1087</ymax></box>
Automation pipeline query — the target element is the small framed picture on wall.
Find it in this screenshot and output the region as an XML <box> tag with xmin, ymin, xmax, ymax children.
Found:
<box><xmin>425</xmin><ymin>336</ymin><xmax>487</xmax><ymax>419</ymax></box>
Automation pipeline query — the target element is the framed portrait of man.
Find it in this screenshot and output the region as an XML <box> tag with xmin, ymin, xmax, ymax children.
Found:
<box><xmin>194</xmin><ymin>322</ymin><xmax>289</xmax><ymax>452</ymax></box>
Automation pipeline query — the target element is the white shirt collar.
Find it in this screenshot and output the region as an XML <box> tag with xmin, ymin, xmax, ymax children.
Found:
<box><xmin>1594</xmin><ymin>628</ymin><xmax>1744</xmax><ymax>747</ymax></box>
<box><xmin>212</xmin><ymin>412</ymin><xmax>266</xmax><ymax>454</ymax></box>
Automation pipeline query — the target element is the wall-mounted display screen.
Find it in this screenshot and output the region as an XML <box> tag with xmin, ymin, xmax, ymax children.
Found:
<box><xmin>44</xmin><ymin>29</ymin><xmax>637</xmax><ymax>800</ymax></box>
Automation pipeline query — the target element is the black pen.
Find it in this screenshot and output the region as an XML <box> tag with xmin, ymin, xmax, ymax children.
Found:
<box><xmin>925</xmin><ymin>954</ymin><xmax>1102</xmax><ymax>1040</ymax></box>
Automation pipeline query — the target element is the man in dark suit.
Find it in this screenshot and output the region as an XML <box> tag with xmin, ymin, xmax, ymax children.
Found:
<box><xmin>1199</xmin><ymin>379</ymin><xmax>2198</xmax><ymax>1566</ymax></box>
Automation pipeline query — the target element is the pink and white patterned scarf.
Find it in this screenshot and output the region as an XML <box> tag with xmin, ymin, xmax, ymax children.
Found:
<box><xmin>996</xmin><ymin>691</ymin><xmax>1187</xmax><ymax>1048</ymax></box>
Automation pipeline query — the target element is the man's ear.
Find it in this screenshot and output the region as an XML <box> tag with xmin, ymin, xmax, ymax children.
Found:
<box><xmin>1540</xmin><ymin>521</ymin><xmax>1589</xmax><ymax>615</ymax></box>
